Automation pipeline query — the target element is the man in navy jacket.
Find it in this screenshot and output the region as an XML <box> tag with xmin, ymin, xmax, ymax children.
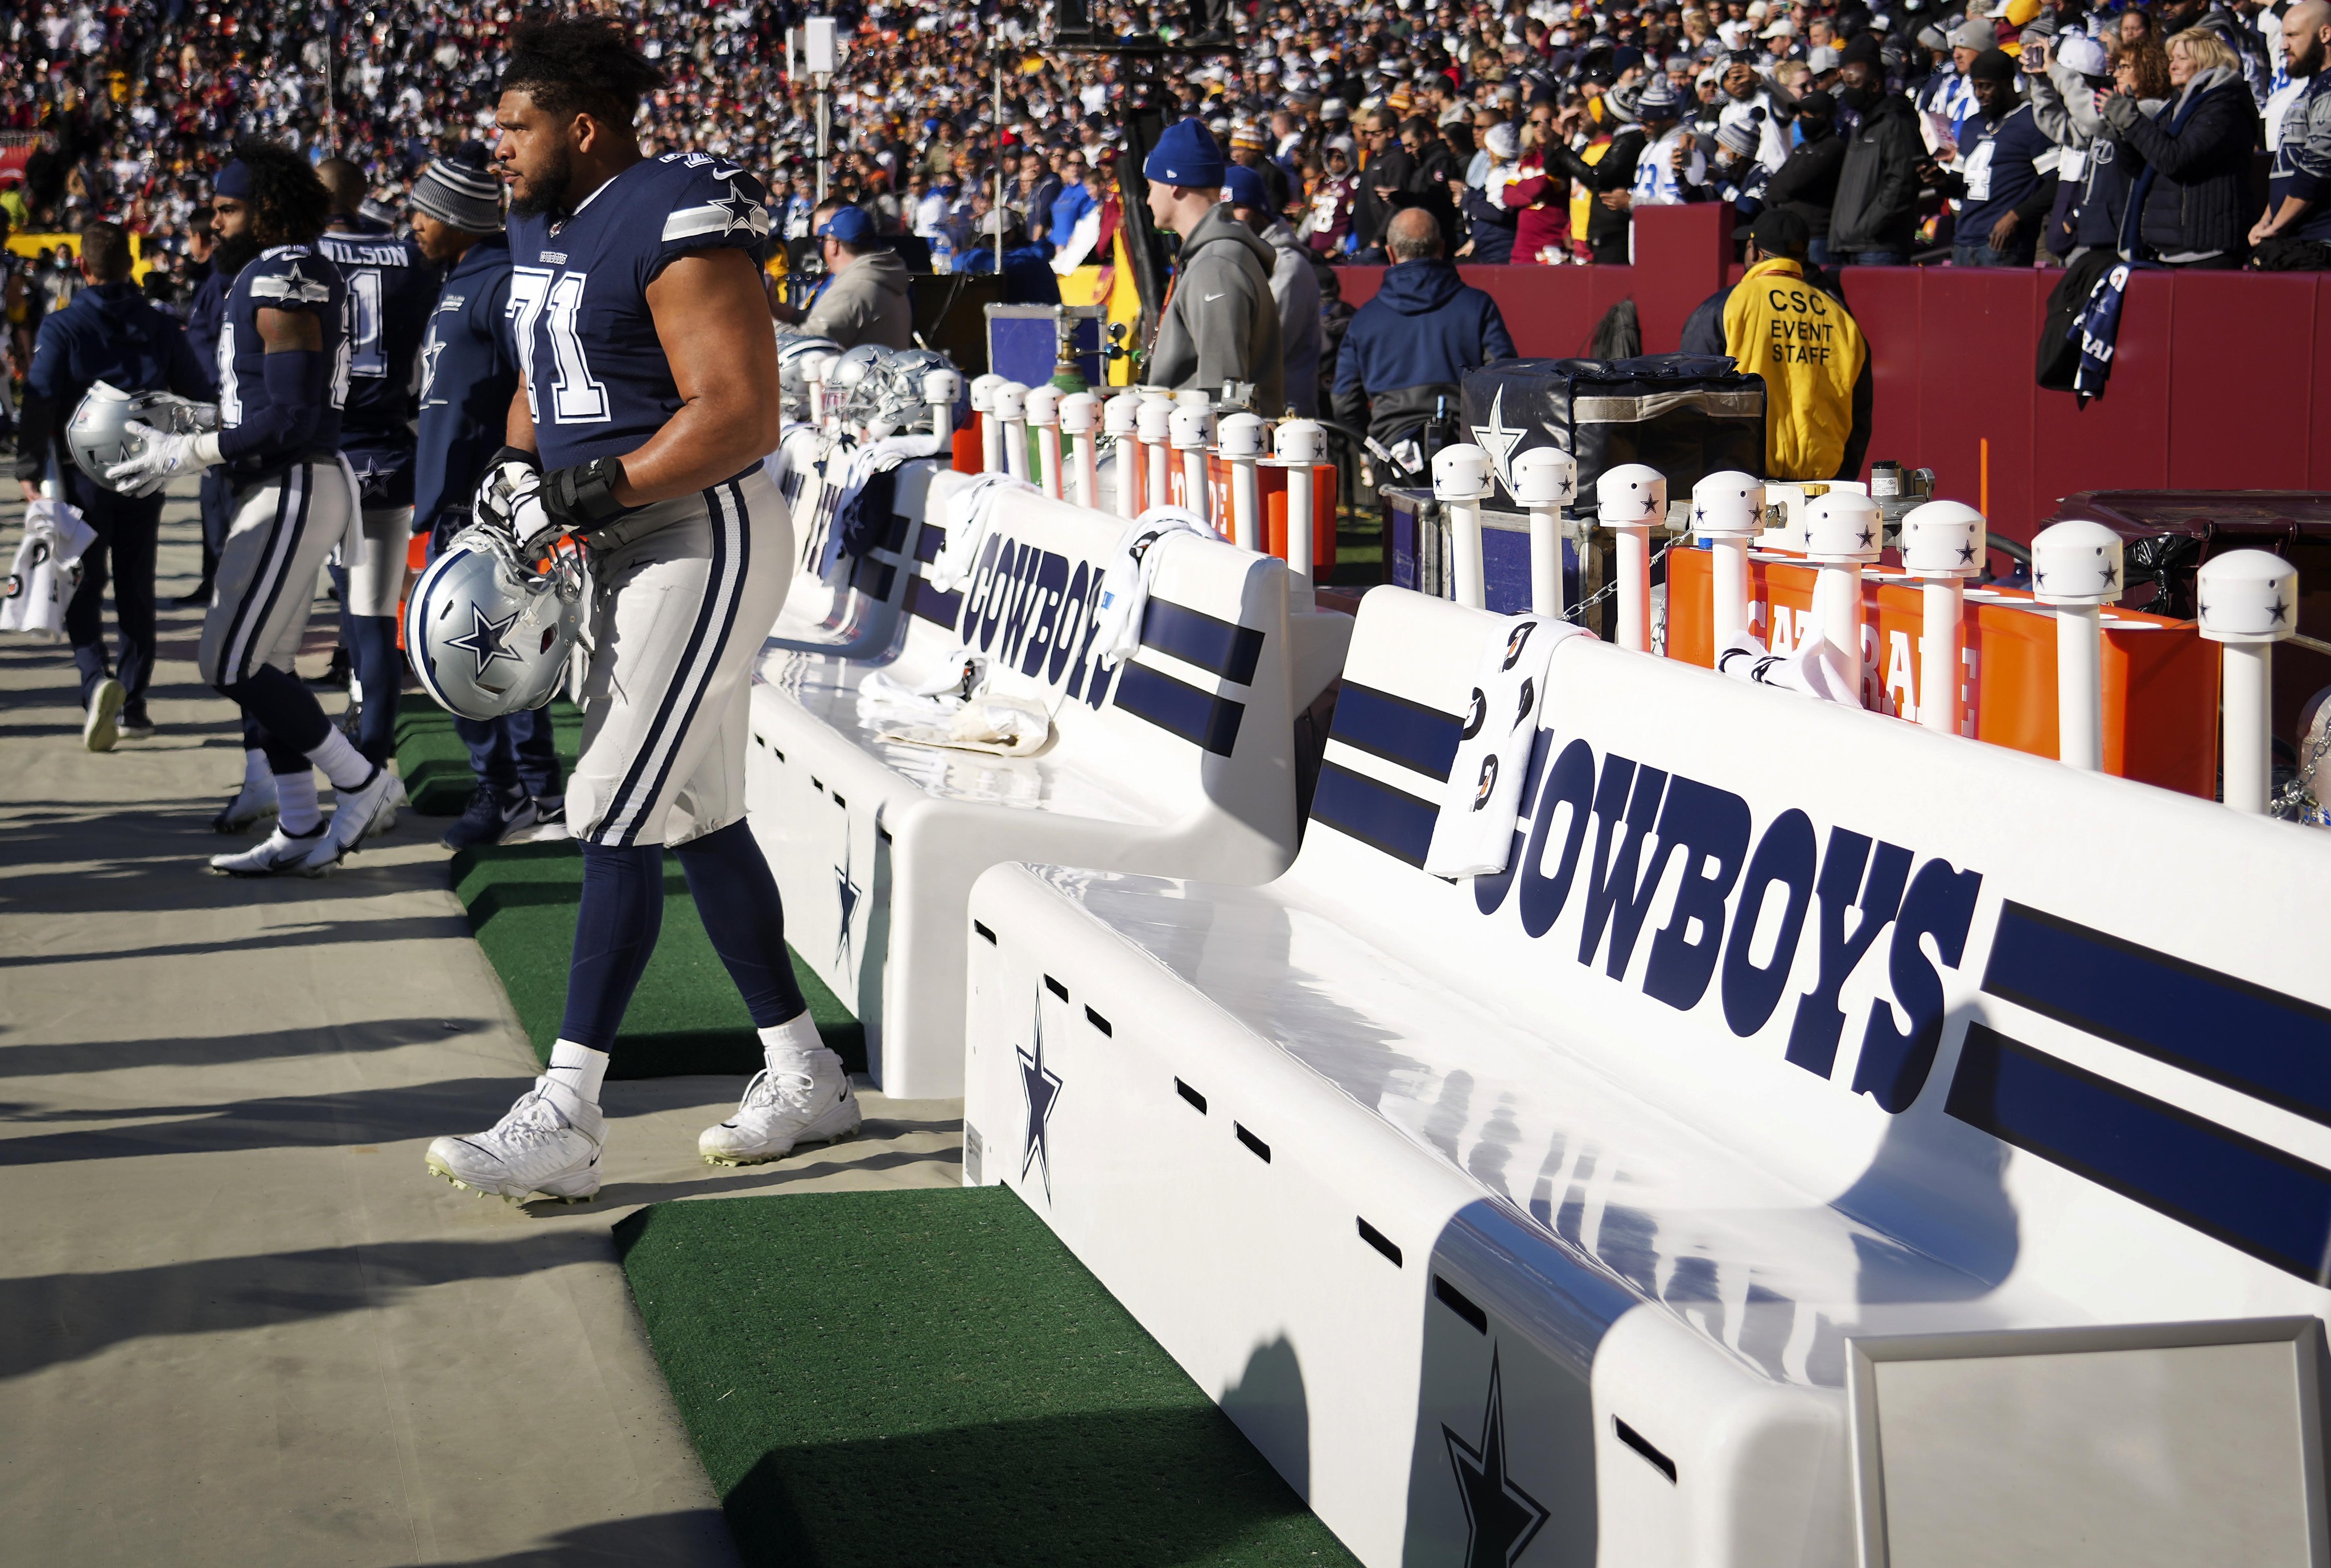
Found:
<box><xmin>1331</xmin><ymin>208</ymin><xmax>1515</xmax><ymax>476</ymax></box>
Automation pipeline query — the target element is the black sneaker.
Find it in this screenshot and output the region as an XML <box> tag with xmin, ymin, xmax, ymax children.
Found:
<box><xmin>306</xmin><ymin>648</ymin><xmax>352</xmax><ymax>691</ymax></box>
<box><xmin>442</xmin><ymin>783</ymin><xmax>537</xmax><ymax>851</ymax></box>
<box><xmin>118</xmin><ymin>704</ymin><xmax>155</xmax><ymax>740</ymax></box>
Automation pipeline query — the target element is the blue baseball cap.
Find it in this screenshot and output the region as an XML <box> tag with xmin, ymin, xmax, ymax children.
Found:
<box><xmin>817</xmin><ymin>204</ymin><xmax>876</xmax><ymax>245</ymax></box>
<box><xmin>1143</xmin><ymin>117</ymin><xmax>1226</xmax><ymax>191</ymax></box>
<box><xmin>1222</xmin><ymin>163</ymin><xmax>1270</xmax><ymax>212</ymax></box>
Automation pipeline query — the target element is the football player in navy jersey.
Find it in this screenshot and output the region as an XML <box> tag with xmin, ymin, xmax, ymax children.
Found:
<box><xmin>408</xmin><ymin>143</ymin><xmax>567</xmax><ymax>850</ymax></box>
<box><xmin>318</xmin><ymin>159</ymin><xmax>442</xmax><ymax>770</ymax></box>
<box><xmin>106</xmin><ymin>141</ymin><xmax>404</xmax><ymax>876</ymax></box>
<box><xmin>424</xmin><ymin>16</ymin><xmax>855</xmax><ymax>1204</ymax></box>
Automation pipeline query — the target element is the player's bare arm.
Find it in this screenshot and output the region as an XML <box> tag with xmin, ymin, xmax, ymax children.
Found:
<box><xmin>620</xmin><ymin>249</ymin><xmax>783</xmax><ymax>505</ymax></box>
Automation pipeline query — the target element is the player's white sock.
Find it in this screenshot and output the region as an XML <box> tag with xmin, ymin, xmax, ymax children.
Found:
<box><xmin>759</xmin><ymin>1011</ymin><xmax>839</xmax><ymax>1073</ymax></box>
<box><xmin>241</xmin><ymin>747</ymin><xmax>270</xmax><ymax>792</ymax></box>
<box><xmin>276</xmin><ymin>771</ymin><xmax>322</xmax><ymax>834</ymax></box>
<box><xmin>543</xmin><ymin>1038</ymin><xmax>610</xmax><ymax>1120</ymax></box>
<box><xmin>304</xmin><ymin>728</ymin><xmax>375</xmax><ymax>791</ymax></box>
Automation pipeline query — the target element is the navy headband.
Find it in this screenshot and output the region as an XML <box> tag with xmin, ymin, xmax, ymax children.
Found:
<box><xmin>213</xmin><ymin>160</ymin><xmax>255</xmax><ymax>200</ymax></box>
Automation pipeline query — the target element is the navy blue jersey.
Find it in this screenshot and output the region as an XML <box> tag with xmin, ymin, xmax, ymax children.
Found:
<box><xmin>321</xmin><ymin>226</ymin><xmax>439</xmax><ymax>507</ymax></box>
<box><xmin>1953</xmin><ymin>102</ymin><xmax>2055</xmax><ymax>245</ymax></box>
<box><xmin>184</xmin><ymin>267</ymin><xmax>231</xmax><ymax>371</ymax></box>
<box><xmin>505</xmin><ymin>151</ymin><xmax>771</xmax><ymax>471</ymax></box>
<box><xmin>414</xmin><ymin>234</ymin><xmax>521</xmax><ymax>537</ymax></box>
<box><xmin>217</xmin><ymin>243</ymin><xmax>350</xmax><ymax>481</ymax></box>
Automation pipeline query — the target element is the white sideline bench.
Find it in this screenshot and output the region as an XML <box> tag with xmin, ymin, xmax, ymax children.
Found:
<box><xmin>963</xmin><ymin>585</ymin><xmax>2331</xmax><ymax>1568</ymax></box>
<box><xmin>746</xmin><ymin>466</ymin><xmax>1352</xmax><ymax>1097</ymax></box>
<box><xmin>763</xmin><ymin>430</ymin><xmax>946</xmax><ymax>660</ymax></box>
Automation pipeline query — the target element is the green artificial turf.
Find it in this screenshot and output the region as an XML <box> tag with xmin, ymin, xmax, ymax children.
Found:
<box><xmin>616</xmin><ymin>1186</ymin><xmax>1360</xmax><ymax>1568</ymax></box>
<box><xmin>402</xmin><ymin>694</ymin><xmax>863</xmax><ymax>1079</ymax></box>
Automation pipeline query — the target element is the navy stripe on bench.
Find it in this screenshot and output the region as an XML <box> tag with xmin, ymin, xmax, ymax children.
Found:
<box><xmin>1140</xmin><ymin>598</ymin><xmax>1265</xmax><ymax>686</ymax></box>
<box><xmin>1310</xmin><ymin>760</ymin><xmax>1437</xmax><ymax>867</ymax></box>
<box><xmin>909</xmin><ymin>576</ymin><xmax>963</xmax><ymax>627</ymax></box>
<box><xmin>915</xmin><ymin>523</ymin><xmax>946</xmax><ymax>563</ymax></box>
<box><xmin>1330</xmin><ymin>682</ymin><xmax>1463</xmax><ymax>783</ymax></box>
<box><xmin>1983</xmin><ymin>901</ymin><xmax>2331</xmax><ymax>1127</ymax></box>
<box><xmin>1114</xmin><ymin>662</ymin><xmax>1246</xmax><ymax>756</ymax></box>
<box><xmin>1946</xmin><ymin>1023</ymin><xmax>2331</xmax><ymax>1284</ymax></box>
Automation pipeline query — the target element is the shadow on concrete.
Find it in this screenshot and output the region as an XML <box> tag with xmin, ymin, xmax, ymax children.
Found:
<box><xmin>406</xmin><ymin>1511</ymin><xmax>739</xmax><ymax>1567</ymax></box>
<box><xmin>0</xmin><ymin>1016</ymin><xmax>492</xmax><ymax>1079</ymax></box>
<box><xmin>0</xmin><ymin>915</ymin><xmax>471</xmax><ymax>972</ymax></box>
<box><xmin>0</xmin><ymin>1229</ymin><xmax>618</xmax><ymax>1380</ymax></box>
<box><xmin>586</xmin><ymin>1145</ymin><xmax>962</xmax><ymax>1210</ymax></box>
<box><xmin>0</xmin><ymin>1075</ymin><xmax>537</xmax><ymax>1164</ymax></box>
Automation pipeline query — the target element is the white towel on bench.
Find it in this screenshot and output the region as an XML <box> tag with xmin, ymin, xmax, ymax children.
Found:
<box><xmin>1092</xmin><ymin>507</ymin><xmax>1214</xmax><ymax>671</ymax></box>
<box><xmin>1424</xmin><ymin>615</ymin><xmax>1593</xmax><ymax>878</ymax></box>
<box><xmin>1714</xmin><ymin>632</ymin><xmax>1859</xmax><ymax>705</ymax></box>
<box><xmin>929</xmin><ymin>472</ymin><xmax>1039</xmax><ymax>594</ymax></box>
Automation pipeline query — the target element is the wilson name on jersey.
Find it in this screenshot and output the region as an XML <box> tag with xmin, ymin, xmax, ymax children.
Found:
<box><xmin>319</xmin><ymin>229</ymin><xmax>440</xmax><ymax>444</ymax></box>
<box><xmin>217</xmin><ymin>244</ymin><xmax>352</xmax><ymax>480</ymax></box>
<box><xmin>505</xmin><ymin>153</ymin><xmax>771</xmax><ymax>472</ymax></box>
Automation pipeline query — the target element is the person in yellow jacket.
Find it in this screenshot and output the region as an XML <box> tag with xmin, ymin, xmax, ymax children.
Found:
<box><xmin>1682</xmin><ymin>209</ymin><xmax>1873</xmax><ymax>482</ymax></box>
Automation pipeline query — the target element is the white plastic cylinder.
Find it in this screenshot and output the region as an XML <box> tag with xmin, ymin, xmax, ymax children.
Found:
<box><xmin>1596</xmin><ymin>464</ymin><xmax>1666</xmax><ymax>652</ymax></box>
<box><xmin>1025</xmin><ymin>385</ymin><xmax>1064</xmax><ymax>500</ymax></box>
<box><xmin>1059</xmin><ymin>392</ymin><xmax>1099</xmax><ymax>510</ymax></box>
<box><xmin>1104</xmin><ymin>392</ymin><xmax>1142</xmax><ymax>518</ymax></box>
<box><xmin>1814</xmin><ymin>563</ymin><xmax>1864</xmax><ymax>672</ymax></box>
<box><xmin>973</xmin><ymin>374</ymin><xmax>1004</xmax><ymax>474</ymax></box>
<box><xmin>993</xmin><ymin>381</ymin><xmax>1029</xmax><ymax>484</ymax></box>
<box><xmin>2197</xmin><ymin>549</ymin><xmax>2301</xmax><ymax>814</ymax></box>
<box><xmin>808</xmin><ymin>366</ymin><xmax>829</xmax><ymax>431</ymax></box>
<box><xmin>1171</xmin><ymin>406</ymin><xmax>1213</xmax><ymax>528</ymax></box>
<box><xmin>924</xmin><ymin>368</ymin><xmax>961</xmax><ymax>446</ymax></box>
<box><xmin>1803</xmin><ymin>492</ymin><xmax>1883</xmax><ymax>703</ymax></box>
<box><xmin>2220</xmin><ymin>643</ymin><xmax>2274</xmax><ymax>813</ymax></box>
<box><xmin>2032</xmin><ymin>518</ymin><xmax>2125</xmax><ymax>771</ymax></box>
<box><xmin>1273</xmin><ymin>420</ymin><xmax>1326</xmax><ymax>600</ymax></box>
<box><xmin>1136</xmin><ymin>399</ymin><xmax>1173</xmax><ymax>517</ymax></box>
<box><xmin>1920</xmin><ymin>578</ymin><xmax>1965</xmax><ymax>735</ymax></box>
<box><xmin>2056</xmin><ymin>603</ymin><xmax>2104</xmax><ymax>770</ymax></box>
<box><xmin>1217</xmin><ymin>413</ymin><xmax>1266</xmax><ymax>552</ymax></box>
<box><xmin>1514</xmin><ymin>448</ymin><xmax>1579</xmax><ymax>619</ymax></box>
<box><xmin>1433</xmin><ymin>444</ymin><xmax>1492</xmax><ymax>611</ymax></box>
<box><xmin>1691</xmin><ymin>471</ymin><xmax>1763</xmax><ymax>649</ymax></box>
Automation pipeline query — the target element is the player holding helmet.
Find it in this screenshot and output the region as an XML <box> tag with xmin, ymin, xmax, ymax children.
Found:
<box><xmin>106</xmin><ymin>142</ymin><xmax>405</xmax><ymax>875</ymax></box>
<box><xmin>421</xmin><ymin>16</ymin><xmax>856</xmax><ymax>1203</ymax></box>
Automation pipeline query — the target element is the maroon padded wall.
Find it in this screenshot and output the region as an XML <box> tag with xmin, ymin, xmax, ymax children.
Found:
<box><xmin>1323</xmin><ymin>204</ymin><xmax>2328</xmax><ymax>542</ymax></box>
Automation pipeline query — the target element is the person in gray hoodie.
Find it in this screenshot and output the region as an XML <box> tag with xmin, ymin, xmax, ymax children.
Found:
<box><xmin>1140</xmin><ymin>117</ymin><xmax>1284</xmax><ymax>415</ymax></box>
<box><xmin>1226</xmin><ymin>163</ymin><xmax>1321</xmax><ymax>415</ymax></box>
<box><xmin>772</xmin><ymin>203</ymin><xmax>913</xmax><ymax>350</ymax></box>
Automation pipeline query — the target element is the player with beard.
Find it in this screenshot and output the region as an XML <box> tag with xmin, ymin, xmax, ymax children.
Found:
<box><xmin>107</xmin><ymin>141</ymin><xmax>405</xmax><ymax>875</ymax></box>
<box><xmin>422</xmin><ymin>17</ymin><xmax>856</xmax><ymax>1204</ymax></box>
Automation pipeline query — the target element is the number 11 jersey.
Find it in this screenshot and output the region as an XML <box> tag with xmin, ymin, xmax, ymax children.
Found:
<box><xmin>504</xmin><ymin>153</ymin><xmax>773</xmax><ymax>473</ymax></box>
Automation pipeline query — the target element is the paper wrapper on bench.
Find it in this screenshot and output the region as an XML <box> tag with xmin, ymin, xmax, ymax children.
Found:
<box><xmin>1459</xmin><ymin>355</ymin><xmax>1765</xmax><ymax>514</ymax></box>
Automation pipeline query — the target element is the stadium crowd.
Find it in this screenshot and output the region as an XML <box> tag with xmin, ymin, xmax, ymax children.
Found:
<box><xmin>1</xmin><ymin>0</ymin><xmax>2328</xmax><ymax>342</ymax></box>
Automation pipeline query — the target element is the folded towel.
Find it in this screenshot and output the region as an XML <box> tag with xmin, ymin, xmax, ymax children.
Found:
<box><xmin>1715</xmin><ymin>631</ymin><xmax>1860</xmax><ymax>704</ymax></box>
<box><xmin>1425</xmin><ymin>615</ymin><xmax>1595</xmax><ymax>877</ymax></box>
<box><xmin>1091</xmin><ymin>507</ymin><xmax>1213</xmax><ymax>670</ymax></box>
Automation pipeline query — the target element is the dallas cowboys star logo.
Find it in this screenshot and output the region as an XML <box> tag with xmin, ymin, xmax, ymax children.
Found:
<box><xmin>1471</xmin><ymin>386</ymin><xmax>1527</xmax><ymax>498</ymax></box>
<box><xmin>834</xmin><ymin>837</ymin><xmax>863</xmax><ymax>972</ymax></box>
<box><xmin>707</xmin><ymin>180</ymin><xmax>768</xmax><ymax>238</ymax></box>
<box><xmin>2272</xmin><ymin>595</ymin><xmax>2290</xmax><ymax>624</ymax></box>
<box><xmin>2099</xmin><ymin>561</ymin><xmax>2118</xmax><ymax>588</ymax></box>
<box><xmin>445</xmin><ymin>603</ymin><xmax>521</xmax><ymax>681</ymax></box>
<box><xmin>1018</xmin><ymin>1001</ymin><xmax>1062</xmax><ymax>1201</ymax></box>
<box><xmin>418</xmin><ymin>336</ymin><xmax>447</xmax><ymax>408</ymax></box>
<box><xmin>1444</xmin><ymin>1351</ymin><xmax>1549</xmax><ymax>1568</ymax></box>
<box><xmin>1957</xmin><ymin>541</ymin><xmax>1978</xmax><ymax>564</ymax></box>
<box><xmin>349</xmin><ymin>454</ymin><xmax>393</xmax><ymax>497</ymax></box>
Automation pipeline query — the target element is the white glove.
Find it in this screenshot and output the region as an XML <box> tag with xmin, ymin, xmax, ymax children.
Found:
<box><xmin>473</xmin><ymin>455</ymin><xmax>559</xmax><ymax>555</ymax></box>
<box><xmin>105</xmin><ymin>421</ymin><xmax>223</xmax><ymax>497</ymax></box>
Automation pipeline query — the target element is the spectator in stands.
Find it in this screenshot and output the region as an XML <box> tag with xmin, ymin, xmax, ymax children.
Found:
<box><xmin>1352</xmin><ymin>107</ymin><xmax>1416</xmax><ymax>258</ymax></box>
<box><xmin>1928</xmin><ymin>49</ymin><xmax>2057</xmax><ymax>265</ymax></box>
<box><xmin>959</xmin><ymin>208</ymin><xmax>1061</xmax><ymax>305</ymax></box>
<box><xmin>2029</xmin><ymin>32</ymin><xmax>2118</xmax><ymax>261</ymax></box>
<box><xmin>1829</xmin><ymin>38</ymin><xmax>1928</xmax><ymax>264</ymax></box>
<box><xmin>1546</xmin><ymin>86</ymin><xmax>1654</xmax><ymax>264</ymax></box>
<box><xmin>1049</xmin><ymin>152</ymin><xmax>1099</xmax><ymax>253</ymax></box>
<box><xmin>771</xmin><ymin>204</ymin><xmax>915</xmax><ymax>349</ymax></box>
<box><xmin>1304</xmin><ymin>136</ymin><xmax>1360</xmax><ymax>256</ymax></box>
<box><xmin>1226</xmin><ymin>163</ymin><xmax>1324</xmax><ymax>417</ymax></box>
<box><xmin>1332</xmin><ymin>208</ymin><xmax>1515</xmax><ymax>480</ymax></box>
<box><xmin>1458</xmin><ymin>123</ymin><xmax>1522</xmax><ymax>261</ymax></box>
<box><xmin>1766</xmin><ymin>89</ymin><xmax>1847</xmax><ymax>262</ymax></box>
<box><xmin>1720</xmin><ymin>54</ymin><xmax>1797</xmax><ymax>171</ymax></box>
<box><xmin>2250</xmin><ymin>0</ymin><xmax>2331</xmax><ymax>267</ymax></box>
<box><xmin>2102</xmin><ymin>26</ymin><xmax>2262</xmax><ymax>266</ymax></box>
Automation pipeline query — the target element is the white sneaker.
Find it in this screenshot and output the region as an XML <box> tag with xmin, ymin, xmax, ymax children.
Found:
<box><xmin>83</xmin><ymin>678</ymin><xmax>125</xmax><ymax>752</ymax></box>
<box><xmin>699</xmin><ymin>1055</ymin><xmax>862</xmax><ymax>1166</ymax></box>
<box><xmin>298</xmin><ymin>768</ymin><xmax>406</xmax><ymax>873</ymax></box>
<box><xmin>425</xmin><ymin>1080</ymin><xmax>604</xmax><ymax>1203</ymax></box>
<box><xmin>212</xmin><ymin>775</ymin><xmax>280</xmax><ymax>833</ymax></box>
<box><xmin>208</xmin><ymin>823</ymin><xmax>330</xmax><ymax>877</ymax></box>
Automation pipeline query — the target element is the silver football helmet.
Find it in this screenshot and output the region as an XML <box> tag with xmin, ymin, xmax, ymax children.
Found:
<box><xmin>776</xmin><ymin>332</ymin><xmax>843</xmax><ymax>419</ymax></box>
<box><xmin>864</xmin><ymin>349</ymin><xmax>954</xmax><ymax>438</ymax></box>
<box><xmin>67</xmin><ymin>381</ymin><xmax>220</xmax><ymax>493</ymax></box>
<box><xmin>405</xmin><ymin>525</ymin><xmax>588</xmax><ymax>721</ymax></box>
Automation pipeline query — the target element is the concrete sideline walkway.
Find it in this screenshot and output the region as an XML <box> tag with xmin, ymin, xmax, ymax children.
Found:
<box><xmin>0</xmin><ymin>489</ymin><xmax>963</xmax><ymax>1566</ymax></box>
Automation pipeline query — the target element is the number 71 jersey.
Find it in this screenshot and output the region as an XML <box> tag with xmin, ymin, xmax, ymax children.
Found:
<box><xmin>504</xmin><ymin>153</ymin><xmax>772</xmax><ymax>473</ymax></box>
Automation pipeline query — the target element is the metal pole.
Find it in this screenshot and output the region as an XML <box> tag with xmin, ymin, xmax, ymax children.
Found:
<box><xmin>815</xmin><ymin>72</ymin><xmax>830</xmax><ymax>203</ymax></box>
<box><xmin>994</xmin><ymin>51</ymin><xmax>1006</xmax><ymax>274</ymax></box>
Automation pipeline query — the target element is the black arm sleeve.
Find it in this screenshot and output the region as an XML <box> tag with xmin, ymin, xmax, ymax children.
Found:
<box><xmin>14</xmin><ymin>392</ymin><xmax>53</xmax><ymax>483</ymax></box>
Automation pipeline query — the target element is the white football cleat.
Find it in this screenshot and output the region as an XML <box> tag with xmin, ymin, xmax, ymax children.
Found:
<box><xmin>298</xmin><ymin>768</ymin><xmax>406</xmax><ymax>873</ymax></box>
<box><xmin>208</xmin><ymin>823</ymin><xmax>330</xmax><ymax>877</ymax></box>
<box><xmin>425</xmin><ymin>1080</ymin><xmax>603</xmax><ymax>1203</ymax></box>
<box><xmin>212</xmin><ymin>775</ymin><xmax>280</xmax><ymax>833</ymax></box>
<box><xmin>699</xmin><ymin>1057</ymin><xmax>862</xmax><ymax>1166</ymax></box>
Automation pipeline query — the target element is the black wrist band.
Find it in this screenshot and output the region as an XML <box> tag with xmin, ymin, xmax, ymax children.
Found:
<box><xmin>490</xmin><ymin>444</ymin><xmax>543</xmax><ymax>474</ymax></box>
<box><xmin>541</xmin><ymin>456</ymin><xmax>629</xmax><ymax>531</ymax></box>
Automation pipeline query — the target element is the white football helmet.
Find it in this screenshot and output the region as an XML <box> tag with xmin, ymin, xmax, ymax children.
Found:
<box><xmin>776</xmin><ymin>332</ymin><xmax>843</xmax><ymax>419</ymax></box>
<box><xmin>405</xmin><ymin>525</ymin><xmax>587</xmax><ymax>721</ymax></box>
<box><xmin>67</xmin><ymin>381</ymin><xmax>220</xmax><ymax>493</ymax></box>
